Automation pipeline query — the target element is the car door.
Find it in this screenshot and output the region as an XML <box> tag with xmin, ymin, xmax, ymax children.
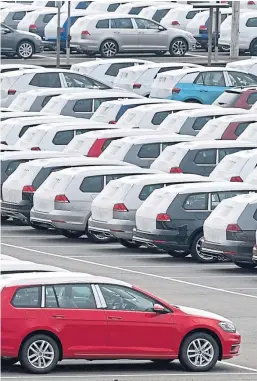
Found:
<box><xmin>28</xmin><ymin>72</ymin><xmax>63</xmax><ymax>90</ymax></box>
<box><xmin>134</xmin><ymin>18</ymin><xmax>168</xmax><ymax>50</ymax></box>
<box><xmin>193</xmin><ymin>71</ymin><xmax>227</xmax><ymax>104</ymax></box>
<box><xmin>110</xmin><ymin>17</ymin><xmax>138</xmax><ymax>50</ymax></box>
<box><xmin>98</xmin><ymin>283</ymin><xmax>175</xmax><ymax>357</ymax></box>
<box><xmin>44</xmin><ymin>283</ymin><xmax>108</xmax><ymax>356</ymax></box>
<box><xmin>0</xmin><ymin>24</ymin><xmax>15</xmax><ymax>52</ymax></box>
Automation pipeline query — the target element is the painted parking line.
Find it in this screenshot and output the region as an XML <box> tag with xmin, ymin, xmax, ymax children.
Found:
<box><xmin>2</xmin><ymin>242</ymin><xmax>257</xmax><ymax>300</ymax></box>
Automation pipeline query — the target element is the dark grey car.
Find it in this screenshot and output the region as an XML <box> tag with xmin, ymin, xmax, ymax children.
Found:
<box><xmin>201</xmin><ymin>193</ymin><xmax>257</xmax><ymax>269</ymax></box>
<box><xmin>133</xmin><ymin>182</ymin><xmax>257</xmax><ymax>263</ymax></box>
<box><xmin>1</xmin><ymin>23</ymin><xmax>43</xmax><ymax>58</ymax></box>
<box><xmin>151</xmin><ymin>141</ymin><xmax>257</xmax><ymax>176</ymax></box>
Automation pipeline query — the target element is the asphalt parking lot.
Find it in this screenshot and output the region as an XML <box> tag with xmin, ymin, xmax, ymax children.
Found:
<box><xmin>1</xmin><ymin>221</ymin><xmax>257</xmax><ymax>381</ymax></box>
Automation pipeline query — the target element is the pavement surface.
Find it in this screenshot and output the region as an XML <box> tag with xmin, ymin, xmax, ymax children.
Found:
<box><xmin>0</xmin><ymin>49</ymin><xmax>250</xmax><ymax>67</ymax></box>
<box><xmin>1</xmin><ymin>220</ymin><xmax>257</xmax><ymax>381</ymax></box>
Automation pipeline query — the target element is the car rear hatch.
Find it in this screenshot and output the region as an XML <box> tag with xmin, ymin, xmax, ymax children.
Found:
<box><xmin>91</xmin><ymin>181</ymin><xmax>134</xmax><ymax>222</ymax></box>
<box><xmin>2</xmin><ymin>162</ymin><xmax>41</xmax><ymax>204</ymax></box>
<box><xmin>114</xmin><ymin>66</ymin><xmax>148</xmax><ymax>91</ymax></box>
<box><xmin>158</xmin><ymin>112</ymin><xmax>188</xmax><ymax>133</ymax></box>
<box><xmin>1</xmin><ymin>120</ymin><xmax>18</xmax><ymax>144</ymax></box>
<box><xmin>150</xmin><ymin>72</ymin><xmax>187</xmax><ymax>99</ymax></box>
<box><xmin>196</xmin><ymin>118</ymin><xmax>223</xmax><ymax>140</ymax></box>
<box><xmin>136</xmin><ymin>189</ymin><xmax>177</xmax><ymax>232</ymax></box>
<box><xmin>0</xmin><ymin>75</ymin><xmax>19</xmax><ymax>100</ymax></box>
<box><xmin>116</xmin><ymin>108</ymin><xmax>143</xmax><ymax>128</ymax></box>
<box><xmin>151</xmin><ymin>144</ymin><xmax>190</xmax><ymax>173</ymax></box>
<box><xmin>100</xmin><ymin>140</ymin><xmax>132</xmax><ymax>161</ymax></box>
<box><xmin>33</xmin><ymin>170</ymin><xmax>75</xmax><ymax>212</ymax></box>
<box><xmin>14</xmin><ymin>128</ymin><xmax>47</xmax><ymax>149</ymax></box>
<box><xmin>91</xmin><ymin>102</ymin><xmax>117</xmax><ymax>123</ymax></box>
<box><xmin>210</xmin><ymin>155</ymin><xmax>246</xmax><ymax>181</ymax></box>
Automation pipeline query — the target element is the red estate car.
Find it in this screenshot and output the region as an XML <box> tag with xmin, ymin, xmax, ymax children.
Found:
<box><xmin>214</xmin><ymin>87</ymin><xmax>257</xmax><ymax>109</ymax></box>
<box><xmin>1</xmin><ymin>273</ymin><xmax>241</xmax><ymax>374</ymax></box>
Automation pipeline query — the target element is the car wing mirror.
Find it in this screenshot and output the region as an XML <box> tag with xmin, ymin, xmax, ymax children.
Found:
<box><xmin>153</xmin><ymin>303</ymin><xmax>168</xmax><ymax>313</ymax></box>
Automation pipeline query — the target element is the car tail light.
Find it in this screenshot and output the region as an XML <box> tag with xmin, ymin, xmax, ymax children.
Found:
<box><xmin>55</xmin><ymin>194</ymin><xmax>70</xmax><ymax>203</ymax></box>
<box><xmin>199</xmin><ymin>25</ymin><xmax>207</xmax><ymax>31</ymax></box>
<box><xmin>248</xmin><ymin>1</ymin><xmax>255</xmax><ymax>4</ymax></box>
<box><xmin>171</xmin><ymin>20</ymin><xmax>180</xmax><ymax>25</ymax></box>
<box><xmin>156</xmin><ymin>213</ymin><xmax>171</xmax><ymax>222</ymax></box>
<box><xmin>87</xmin><ymin>138</ymin><xmax>106</xmax><ymax>157</ymax></box>
<box><xmin>230</xmin><ymin>176</ymin><xmax>243</xmax><ymax>182</ymax></box>
<box><xmin>8</xmin><ymin>89</ymin><xmax>16</xmax><ymax>95</ymax></box>
<box><xmin>226</xmin><ymin>224</ymin><xmax>242</xmax><ymax>232</ymax></box>
<box><xmin>31</xmin><ymin>147</ymin><xmax>41</xmax><ymax>151</ymax></box>
<box><xmin>0</xmin><ymin>141</ymin><xmax>7</xmax><ymax>145</ymax></box>
<box><xmin>113</xmin><ymin>203</ymin><xmax>128</xmax><ymax>212</ymax></box>
<box><xmin>170</xmin><ymin>167</ymin><xmax>182</xmax><ymax>173</ymax></box>
<box><xmin>133</xmin><ymin>83</ymin><xmax>142</xmax><ymax>89</ymax></box>
<box><xmin>172</xmin><ymin>87</ymin><xmax>181</xmax><ymax>94</ymax></box>
<box><xmin>108</xmin><ymin>120</ymin><xmax>117</xmax><ymax>124</ymax></box>
<box><xmin>22</xmin><ymin>185</ymin><xmax>35</xmax><ymax>193</ymax></box>
<box><xmin>81</xmin><ymin>30</ymin><xmax>90</xmax><ymax>38</ymax></box>
<box><xmin>29</xmin><ymin>24</ymin><xmax>37</xmax><ymax>30</ymax></box>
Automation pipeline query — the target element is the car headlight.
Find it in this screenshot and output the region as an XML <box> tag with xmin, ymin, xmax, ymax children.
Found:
<box><xmin>219</xmin><ymin>321</ymin><xmax>236</xmax><ymax>333</ymax></box>
<box><xmin>33</xmin><ymin>35</ymin><xmax>42</xmax><ymax>41</ymax></box>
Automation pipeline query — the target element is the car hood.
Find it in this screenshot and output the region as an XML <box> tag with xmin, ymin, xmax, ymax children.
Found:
<box><xmin>177</xmin><ymin>305</ymin><xmax>231</xmax><ymax>322</ymax></box>
<box><xmin>16</xmin><ymin>30</ymin><xmax>41</xmax><ymax>39</ymax></box>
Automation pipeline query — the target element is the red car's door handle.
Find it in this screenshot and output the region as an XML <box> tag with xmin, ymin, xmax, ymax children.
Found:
<box><xmin>52</xmin><ymin>315</ymin><xmax>65</xmax><ymax>319</ymax></box>
<box><xmin>108</xmin><ymin>316</ymin><xmax>122</xmax><ymax>320</ymax></box>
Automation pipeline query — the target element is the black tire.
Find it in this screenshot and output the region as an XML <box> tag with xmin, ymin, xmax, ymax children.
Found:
<box><xmin>154</xmin><ymin>51</ymin><xmax>167</xmax><ymax>56</ymax></box>
<box><xmin>118</xmin><ymin>239</ymin><xmax>142</xmax><ymax>249</ymax></box>
<box><xmin>16</xmin><ymin>40</ymin><xmax>34</xmax><ymax>59</ymax></box>
<box><xmin>86</xmin><ymin>228</ymin><xmax>114</xmax><ymax>243</ymax></box>
<box><xmin>19</xmin><ymin>334</ymin><xmax>59</xmax><ymax>374</ymax></box>
<box><xmin>191</xmin><ymin>232</ymin><xmax>218</xmax><ymax>263</ymax></box>
<box><xmin>59</xmin><ymin>229</ymin><xmax>84</xmax><ymax>239</ymax></box>
<box><xmin>169</xmin><ymin>38</ymin><xmax>188</xmax><ymax>57</ymax></box>
<box><xmin>100</xmin><ymin>39</ymin><xmax>118</xmax><ymax>58</ymax></box>
<box><xmin>1</xmin><ymin>216</ymin><xmax>9</xmax><ymax>222</ymax></box>
<box><xmin>250</xmin><ymin>38</ymin><xmax>257</xmax><ymax>56</ymax></box>
<box><xmin>167</xmin><ymin>251</ymin><xmax>189</xmax><ymax>258</ymax></box>
<box><xmin>1</xmin><ymin>357</ymin><xmax>18</xmax><ymax>367</ymax></box>
<box><xmin>184</xmin><ymin>99</ymin><xmax>202</xmax><ymax>104</ymax></box>
<box><xmin>179</xmin><ymin>332</ymin><xmax>219</xmax><ymax>372</ymax></box>
<box><xmin>85</xmin><ymin>51</ymin><xmax>97</xmax><ymax>57</ymax></box>
<box><xmin>234</xmin><ymin>262</ymin><xmax>257</xmax><ymax>269</ymax></box>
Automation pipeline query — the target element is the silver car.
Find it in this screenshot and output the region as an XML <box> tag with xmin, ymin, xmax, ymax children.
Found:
<box><xmin>30</xmin><ymin>166</ymin><xmax>157</xmax><ymax>243</ymax></box>
<box><xmin>76</xmin><ymin>13</ymin><xmax>196</xmax><ymax>57</ymax></box>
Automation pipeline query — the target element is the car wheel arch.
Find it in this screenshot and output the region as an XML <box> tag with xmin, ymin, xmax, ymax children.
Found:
<box><xmin>100</xmin><ymin>39</ymin><xmax>119</xmax><ymax>51</ymax></box>
<box><xmin>19</xmin><ymin>330</ymin><xmax>63</xmax><ymax>361</ymax></box>
<box><xmin>18</xmin><ymin>39</ymin><xmax>35</xmax><ymax>52</ymax></box>
<box><xmin>179</xmin><ymin>328</ymin><xmax>223</xmax><ymax>361</ymax></box>
<box><xmin>170</xmin><ymin>36</ymin><xmax>188</xmax><ymax>48</ymax></box>
<box><xmin>189</xmin><ymin>228</ymin><xmax>203</xmax><ymax>249</ymax></box>
<box><xmin>183</xmin><ymin>98</ymin><xmax>203</xmax><ymax>104</ymax></box>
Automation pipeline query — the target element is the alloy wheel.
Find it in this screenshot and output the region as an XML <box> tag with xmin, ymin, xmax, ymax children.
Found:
<box><xmin>195</xmin><ymin>237</ymin><xmax>215</xmax><ymax>262</ymax></box>
<box><xmin>187</xmin><ymin>338</ymin><xmax>214</xmax><ymax>367</ymax></box>
<box><xmin>102</xmin><ymin>42</ymin><xmax>117</xmax><ymax>57</ymax></box>
<box><xmin>171</xmin><ymin>40</ymin><xmax>187</xmax><ymax>56</ymax></box>
<box><xmin>27</xmin><ymin>340</ymin><xmax>55</xmax><ymax>369</ymax></box>
<box><xmin>18</xmin><ymin>43</ymin><xmax>33</xmax><ymax>58</ymax></box>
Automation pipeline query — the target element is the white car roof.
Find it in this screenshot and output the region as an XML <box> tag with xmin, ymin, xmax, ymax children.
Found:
<box><xmin>2</xmin><ymin>115</ymin><xmax>76</xmax><ymax>124</ymax></box>
<box><xmin>0</xmin><ymin>272</ymin><xmax>132</xmax><ymax>289</ymax></box>
<box><xmin>0</xmin><ymin>144</ymin><xmax>21</xmax><ymax>152</ymax></box>
<box><xmin>121</xmin><ymin>102</ymin><xmax>202</xmax><ymax>114</ymax></box>
<box><xmin>114</xmin><ymin>173</ymin><xmax>211</xmax><ymax>186</ymax></box>
<box><xmin>28</xmin><ymin>7</ymin><xmax>58</xmax><ymax>14</ymax></box>
<box><xmin>72</xmin><ymin>58</ymin><xmax>150</xmax><ymax>68</ymax></box>
<box><xmin>21</xmin><ymin>88</ymin><xmax>92</xmax><ymax>97</ymax></box>
<box><xmin>156</xmin><ymin>66</ymin><xmax>249</xmax><ymax>78</ymax></box>
<box><xmin>56</xmin><ymin>165</ymin><xmax>155</xmax><ymax>177</ymax></box>
<box><xmin>97</xmin><ymin>98</ymin><xmax>171</xmax><ymax>106</ymax></box>
<box><xmin>33</xmin><ymin>123</ymin><xmax>118</xmax><ymax>133</ymax></box>
<box><xmin>116</xmin><ymin>134</ymin><xmax>194</xmax><ymax>145</ymax></box>
<box><xmin>0</xmin><ymin>64</ymin><xmax>42</xmax><ymax>70</ymax></box>
<box><xmin>68</xmin><ymin>128</ymin><xmax>155</xmax><ymax>140</ymax></box>
<box><xmin>0</xmin><ymin>112</ymin><xmax>47</xmax><ymax>118</ymax></box>
<box><xmin>0</xmin><ymin>255</ymin><xmax>20</xmax><ymax>261</ymax></box>
<box><xmin>170</xmin><ymin>141</ymin><xmax>257</xmax><ymax>150</ymax></box>
<box><xmin>162</xmin><ymin>107</ymin><xmax>244</xmax><ymax>119</ymax></box>
<box><xmin>0</xmin><ymin>151</ymin><xmax>74</xmax><ymax>161</ymax></box>
<box><xmin>153</xmin><ymin>181</ymin><xmax>257</xmax><ymax>197</ymax></box>
<box><xmin>58</xmin><ymin>90</ymin><xmax>136</xmax><ymax>100</ymax></box>
<box><xmin>220</xmin><ymin>148</ymin><xmax>257</xmax><ymax>161</ymax></box>
<box><xmin>209</xmin><ymin>113</ymin><xmax>257</xmax><ymax>123</ymax></box>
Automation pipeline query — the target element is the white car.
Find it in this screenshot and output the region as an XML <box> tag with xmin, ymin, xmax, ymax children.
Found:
<box><xmin>14</xmin><ymin>122</ymin><xmax>118</xmax><ymax>151</ymax></box>
<box><xmin>9</xmin><ymin>88</ymin><xmax>91</xmax><ymax>112</ymax></box>
<box><xmin>0</xmin><ymin>64</ymin><xmax>42</xmax><ymax>74</ymax></box>
<box><xmin>1</xmin><ymin>115</ymin><xmax>79</xmax><ymax>145</ymax></box>
<box><xmin>238</xmin><ymin>122</ymin><xmax>257</xmax><ymax>142</ymax></box>
<box><xmin>1</xmin><ymin>5</ymin><xmax>42</xmax><ymax>29</ymax></box>
<box><xmin>158</xmin><ymin>107</ymin><xmax>247</xmax><ymax>136</ymax></box>
<box><xmin>64</xmin><ymin>128</ymin><xmax>157</xmax><ymax>156</ymax></box>
<box><xmin>139</xmin><ymin>3</ymin><xmax>184</xmax><ymax>22</ymax></box>
<box><xmin>246</xmin><ymin>166</ymin><xmax>257</xmax><ymax>184</ymax></box>
<box><xmin>115</xmin><ymin>102</ymin><xmax>204</xmax><ymax>130</ymax></box>
<box><xmin>1</xmin><ymin>260</ymin><xmax>68</xmax><ymax>276</ymax></box>
<box><xmin>114</xmin><ymin>62</ymin><xmax>202</xmax><ymax>96</ymax></box>
<box><xmin>91</xmin><ymin>98</ymin><xmax>171</xmax><ymax>124</ymax></box>
<box><xmin>0</xmin><ymin>255</ymin><xmax>20</xmax><ymax>261</ymax></box>
<box><xmin>210</xmin><ymin>149</ymin><xmax>257</xmax><ymax>182</ymax></box>
<box><xmin>226</xmin><ymin>58</ymin><xmax>257</xmax><ymax>77</ymax></box>
<box><xmin>0</xmin><ymin>68</ymin><xmax>113</xmax><ymax>107</ymax></box>
<box><xmin>71</xmin><ymin>58</ymin><xmax>151</xmax><ymax>87</ymax></box>
<box><xmin>219</xmin><ymin>11</ymin><xmax>257</xmax><ymax>54</ymax></box>
<box><xmin>161</xmin><ymin>6</ymin><xmax>203</xmax><ymax>30</ymax></box>
<box><xmin>41</xmin><ymin>90</ymin><xmax>141</xmax><ymax>118</ymax></box>
<box><xmin>0</xmin><ymin>144</ymin><xmax>21</xmax><ymax>152</ymax></box>
<box><xmin>0</xmin><ymin>111</ymin><xmax>47</xmax><ymax>122</ymax></box>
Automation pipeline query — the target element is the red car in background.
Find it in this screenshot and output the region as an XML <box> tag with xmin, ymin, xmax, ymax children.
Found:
<box><xmin>214</xmin><ymin>87</ymin><xmax>257</xmax><ymax>109</ymax></box>
<box><xmin>1</xmin><ymin>272</ymin><xmax>241</xmax><ymax>374</ymax></box>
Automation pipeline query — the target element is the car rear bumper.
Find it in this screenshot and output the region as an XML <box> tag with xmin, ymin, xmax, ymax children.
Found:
<box><xmin>30</xmin><ymin>209</ymin><xmax>88</xmax><ymax>231</ymax></box>
<box><xmin>1</xmin><ymin>201</ymin><xmax>31</xmax><ymax>222</ymax></box>
<box><xmin>201</xmin><ymin>239</ymin><xmax>254</xmax><ymax>263</ymax></box>
<box><xmin>88</xmin><ymin>218</ymin><xmax>134</xmax><ymax>240</ymax></box>
<box><xmin>132</xmin><ymin>228</ymin><xmax>189</xmax><ymax>252</ymax></box>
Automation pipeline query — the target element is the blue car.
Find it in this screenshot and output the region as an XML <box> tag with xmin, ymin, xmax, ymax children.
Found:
<box><xmin>166</xmin><ymin>68</ymin><xmax>257</xmax><ymax>104</ymax></box>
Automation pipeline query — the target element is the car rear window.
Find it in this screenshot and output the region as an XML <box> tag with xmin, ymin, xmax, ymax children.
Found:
<box><xmin>151</xmin><ymin>111</ymin><xmax>171</xmax><ymax>125</ymax></box>
<box><xmin>107</xmin><ymin>3</ymin><xmax>120</xmax><ymax>11</ymax></box>
<box><xmin>192</xmin><ymin>116</ymin><xmax>213</xmax><ymax>131</ymax></box>
<box><xmin>19</xmin><ymin>124</ymin><xmax>38</xmax><ymax>138</ymax></box>
<box><xmin>11</xmin><ymin>286</ymin><xmax>41</xmax><ymax>308</ymax></box>
<box><xmin>41</xmin><ymin>94</ymin><xmax>59</xmax><ymax>108</ymax></box>
<box><xmin>43</xmin><ymin>13</ymin><xmax>55</xmax><ymax>23</ymax></box>
<box><xmin>30</xmin><ymin>73</ymin><xmax>61</xmax><ymax>88</ymax></box>
<box><xmin>5</xmin><ymin>159</ymin><xmax>27</xmax><ymax>176</ymax></box>
<box><xmin>77</xmin><ymin>1</ymin><xmax>92</xmax><ymax>9</ymax></box>
<box><xmin>186</xmin><ymin>10</ymin><xmax>199</xmax><ymax>19</ymax></box>
<box><xmin>52</xmin><ymin>130</ymin><xmax>74</xmax><ymax>145</ymax></box>
<box><xmin>235</xmin><ymin>122</ymin><xmax>251</xmax><ymax>137</ymax></box>
<box><xmin>247</xmin><ymin>92</ymin><xmax>257</xmax><ymax>106</ymax></box>
<box><xmin>152</xmin><ymin>9</ymin><xmax>169</xmax><ymax>22</ymax></box>
<box><xmin>129</xmin><ymin>6</ymin><xmax>146</xmax><ymax>14</ymax></box>
<box><xmin>138</xmin><ymin>143</ymin><xmax>160</xmax><ymax>158</ymax></box>
<box><xmin>139</xmin><ymin>183</ymin><xmax>164</xmax><ymax>200</ymax></box>
<box><xmin>12</xmin><ymin>11</ymin><xmax>26</xmax><ymax>20</ymax></box>
<box><xmin>105</xmin><ymin>62</ymin><xmax>134</xmax><ymax>77</ymax></box>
